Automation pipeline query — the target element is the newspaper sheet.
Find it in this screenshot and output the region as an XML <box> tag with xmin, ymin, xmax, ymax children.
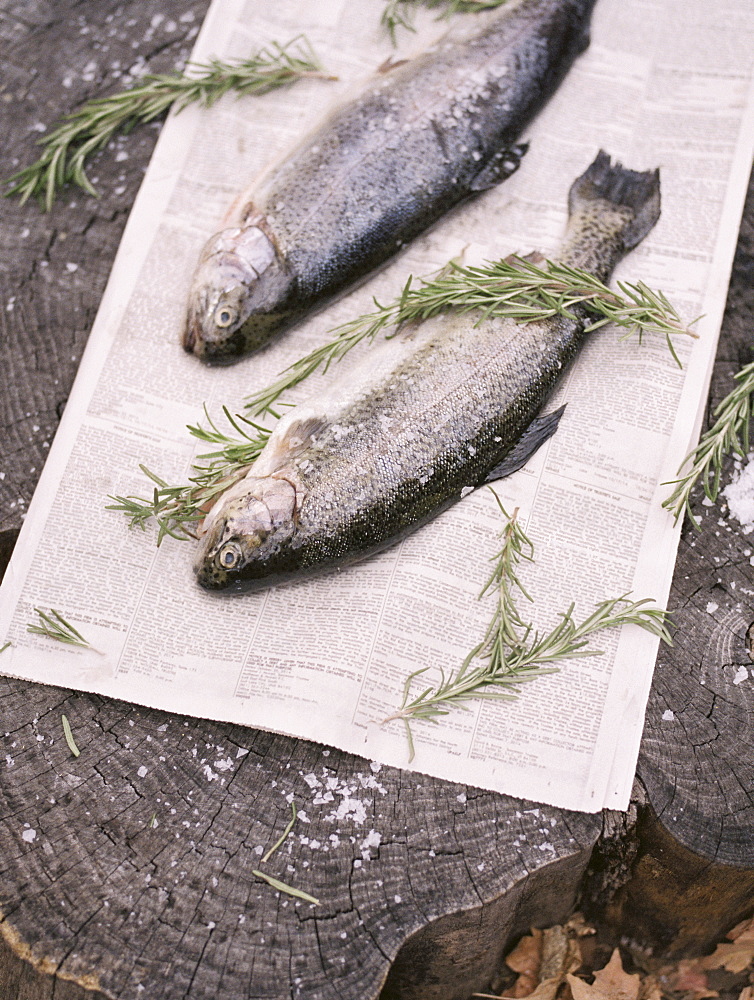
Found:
<box><xmin>1</xmin><ymin>0</ymin><xmax>753</xmax><ymax>813</ymax></box>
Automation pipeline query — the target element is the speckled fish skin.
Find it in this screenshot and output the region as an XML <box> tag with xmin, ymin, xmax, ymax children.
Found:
<box><xmin>183</xmin><ymin>0</ymin><xmax>598</xmax><ymax>363</ymax></box>
<box><xmin>195</xmin><ymin>152</ymin><xmax>661</xmax><ymax>592</ymax></box>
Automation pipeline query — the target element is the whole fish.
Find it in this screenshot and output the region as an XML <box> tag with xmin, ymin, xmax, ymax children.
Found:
<box><xmin>195</xmin><ymin>151</ymin><xmax>661</xmax><ymax>592</ymax></box>
<box><xmin>183</xmin><ymin>0</ymin><xmax>597</xmax><ymax>363</ymax></box>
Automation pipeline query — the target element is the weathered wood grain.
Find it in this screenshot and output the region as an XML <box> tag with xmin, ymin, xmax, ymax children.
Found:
<box><xmin>0</xmin><ymin>686</ymin><xmax>602</xmax><ymax>1000</ymax></box>
<box><xmin>1</xmin><ymin>0</ymin><xmax>211</xmax><ymax>564</ymax></box>
<box><xmin>1</xmin><ymin>2</ymin><xmax>752</xmax><ymax>997</ymax></box>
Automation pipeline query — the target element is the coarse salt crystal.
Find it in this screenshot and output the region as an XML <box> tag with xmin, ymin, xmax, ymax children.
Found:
<box><xmin>723</xmin><ymin>454</ymin><xmax>754</xmax><ymax>531</ymax></box>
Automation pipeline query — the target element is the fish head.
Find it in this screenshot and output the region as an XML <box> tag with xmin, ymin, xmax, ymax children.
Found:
<box><xmin>183</xmin><ymin>221</ymin><xmax>295</xmax><ymax>363</ymax></box>
<box><xmin>195</xmin><ymin>475</ymin><xmax>298</xmax><ymax>590</ymax></box>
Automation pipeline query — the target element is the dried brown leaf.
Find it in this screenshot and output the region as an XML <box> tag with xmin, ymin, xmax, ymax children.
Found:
<box><xmin>506</xmin><ymin>929</ymin><xmax>544</xmax><ymax>976</ymax></box>
<box><xmin>592</xmin><ymin>948</ymin><xmax>641</xmax><ymax>1000</ymax></box>
<box><xmin>564</xmin><ymin>913</ymin><xmax>597</xmax><ymax>938</ymax></box>
<box><xmin>727</xmin><ymin>917</ymin><xmax>754</xmax><ymax>942</ymax></box>
<box><xmin>699</xmin><ymin>924</ymin><xmax>754</xmax><ymax>975</ymax></box>
<box><xmin>473</xmin><ymin>978</ymin><xmax>563</xmax><ymax>1000</ymax></box>
<box><xmin>669</xmin><ymin>958</ymin><xmax>718</xmax><ymax>998</ymax></box>
<box><xmin>502</xmin><ymin>925</ymin><xmax>583</xmax><ymax>998</ymax></box>
<box><xmin>522</xmin><ymin>978</ymin><xmax>563</xmax><ymax>1000</ymax></box>
<box><xmin>566</xmin><ymin>949</ymin><xmax>640</xmax><ymax>1000</ymax></box>
<box><xmin>511</xmin><ymin>972</ymin><xmax>540</xmax><ymax>997</ymax></box>
<box><xmin>638</xmin><ymin>974</ymin><xmax>663</xmax><ymax>1000</ymax></box>
<box><xmin>566</xmin><ymin>974</ymin><xmax>601</xmax><ymax>1000</ymax></box>
<box><xmin>540</xmin><ymin>925</ymin><xmax>582</xmax><ymax>981</ymax></box>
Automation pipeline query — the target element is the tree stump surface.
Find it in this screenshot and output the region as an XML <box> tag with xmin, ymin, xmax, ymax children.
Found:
<box><xmin>614</xmin><ymin>155</ymin><xmax>754</xmax><ymax>959</ymax></box>
<box><xmin>0</xmin><ymin>4</ymin><xmax>752</xmax><ymax>998</ymax></box>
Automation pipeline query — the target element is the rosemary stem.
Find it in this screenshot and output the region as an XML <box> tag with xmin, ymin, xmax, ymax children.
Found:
<box><xmin>5</xmin><ymin>37</ymin><xmax>331</xmax><ymax>210</ymax></box>
<box><xmin>244</xmin><ymin>257</ymin><xmax>698</xmax><ymax>418</ymax></box>
<box><xmin>663</xmin><ymin>360</ymin><xmax>754</xmax><ymax>527</ymax></box>
<box><xmin>383</xmin><ymin>498</ymin><xmax>671</xmax><ymax>761</ymax></box>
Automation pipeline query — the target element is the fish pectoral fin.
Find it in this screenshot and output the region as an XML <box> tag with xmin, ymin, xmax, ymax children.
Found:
<box><xmin>468</xmin><ymin>142</ymin><xmax>529</xmax><ymax>193</ymax></box>
<box><xmin>482</xmin><ymin>405</ymin><xmax>566</xmax><ymax>484</ymax></box>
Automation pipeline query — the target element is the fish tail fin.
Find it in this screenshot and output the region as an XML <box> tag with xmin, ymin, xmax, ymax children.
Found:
<box><xmin>569</xmin><ymin>150</ymin><xmax>661</xmax><ymax>251</ymax></box>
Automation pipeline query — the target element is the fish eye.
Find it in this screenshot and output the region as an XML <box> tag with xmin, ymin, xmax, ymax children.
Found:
<box><xmin>215</xmin><ymin>305</ymin><xmax>237</xmax><ymax>329</ymax></box>
<box><xmin>218</xmin><ymin>542</ymin><xmax>242</xmax><ymax>569</ymax></box>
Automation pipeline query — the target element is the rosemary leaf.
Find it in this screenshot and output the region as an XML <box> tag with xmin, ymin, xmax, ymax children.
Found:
<box><xmin>61</xmin><ymin>714</ymin><xmax>81</xmax><ymax>758</ymax></box>
<box><xmin>662</xmin><ymin>360</ymin><xmax>754</xmax><ymax>528</ymax></box>
<box><xmin>252</xmin><ymin>802</ymin><xmax>319</xmax><ymax>905</ymax></box>
<box><xmin>5</xmin><ymin>37</ymin><xmax>332</xmax><ymax>210</ymax></box>
<box><xmin>382</xmin><ymin>0</ymin><xmax>509</xmax><ymax>42</ymax></box>
<box><xmin>245</xmin><ymin>256</ymin><xmax>698</xmax><ymax>417</ymax></box>
<box><xmin>384</xmin><ymin>496</ymin><xmax>672</xmax><ymax>761</ymax></box>
<box><xmin>382</xmin><ymin>0</ymin><xmax>420</xmax><ymax>41</ymax></box>
<box><xmin>0</xmin><ymin>641</ymin><xmax>10</xmax><ymax>654</ymax></box>
<box><xmin>107</xmin><ymin>407</ymin><xmax>275</xmax><ymax>543</ymax></box>
<box><xmin>261</xmin><ymin>801</ymin><xmax>298</xmax><ymax>863</ymax></box>
<box><xmin>251</xmin><ymin>870</ymin><xmax>320</xmax><ymax>905</ymax></box>
<box><xmin>27</xmin><ymin>608</ymin><xmax>96</xmax><ymax>651</ymax></box>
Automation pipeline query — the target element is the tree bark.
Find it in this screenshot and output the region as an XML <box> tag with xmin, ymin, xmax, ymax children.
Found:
<box><xmin>1</xmin><ymin>3</ymin><xmax>752</xmax><ymax>998</ymax></box>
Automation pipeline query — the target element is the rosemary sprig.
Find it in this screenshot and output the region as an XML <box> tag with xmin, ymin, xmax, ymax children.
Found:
<box><xmin>382</xmin><ymin>0</ymin><xmax>508</xmax><ymax>42</ymax></box>
<box><xmin>107</xmin><ymin>406</ymin><xmax>275</xmax><ymax>544</ymax></box>
<box><xmin>251</xmin><ymin>802</ymin><xmax>320</xmax><ymax>905</ymax></box>
<box><xmin>61</xmin><ymin>714</ymin><xmax>81</xmax><ymax>758</ymax></box>
<box><xmin>251</xmin><ymin>871</ymin><xmax>320</xmax><ymax>905</ymax></box>
<box><xmin>662</xmin><ymin>360</ymin><xmax>754</xmax><ymax>528</ymax></box>
<box><xmin>245</xmin><ymin>256</ymin><xmax>698</xmax><ymax>417</ymax></box>
<box><xmin>5</xmin><ymin>37</ymin><xmax>331</xmax><ymax>210</ymax></box>
<box><xmin>383</xmin><ymin>497</ymin><xmax>672</xmax><ymax>761</ymax></box>
<box><xmin>27</xmin><ymin>608</ymin><xmax>98</xmax><ymax>651</ymax></box>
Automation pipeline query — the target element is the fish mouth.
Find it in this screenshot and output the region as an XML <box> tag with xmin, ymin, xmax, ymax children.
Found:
<box><xmin>184</xmin><ymin>321</ymin><xmax>250</xmax><ymax>365</ymax></box>
<box><xmin>181</xmin><ymin>298</ymin><xmax>206</xmax><ymax>356</ymax></box>
<box><xmin>194</xmin><ymin>563</ymin><xmax>229</xmax><ymax>590</ymax></box>
<box><xmin>182</xmin><ymin>319</ymin><xmax>197</xmax><ymax>354</ymax></box>
<box><xmin>194</xmin><ymin>536</ymin><xmax>264</xmax><ymax>591</ymax></box>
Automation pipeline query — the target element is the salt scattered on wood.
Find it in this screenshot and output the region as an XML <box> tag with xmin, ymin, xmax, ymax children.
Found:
<box><xmin>723</xmin><ymin>452</ymin><xmax>754</xmax><ymax>532</ymax></box>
